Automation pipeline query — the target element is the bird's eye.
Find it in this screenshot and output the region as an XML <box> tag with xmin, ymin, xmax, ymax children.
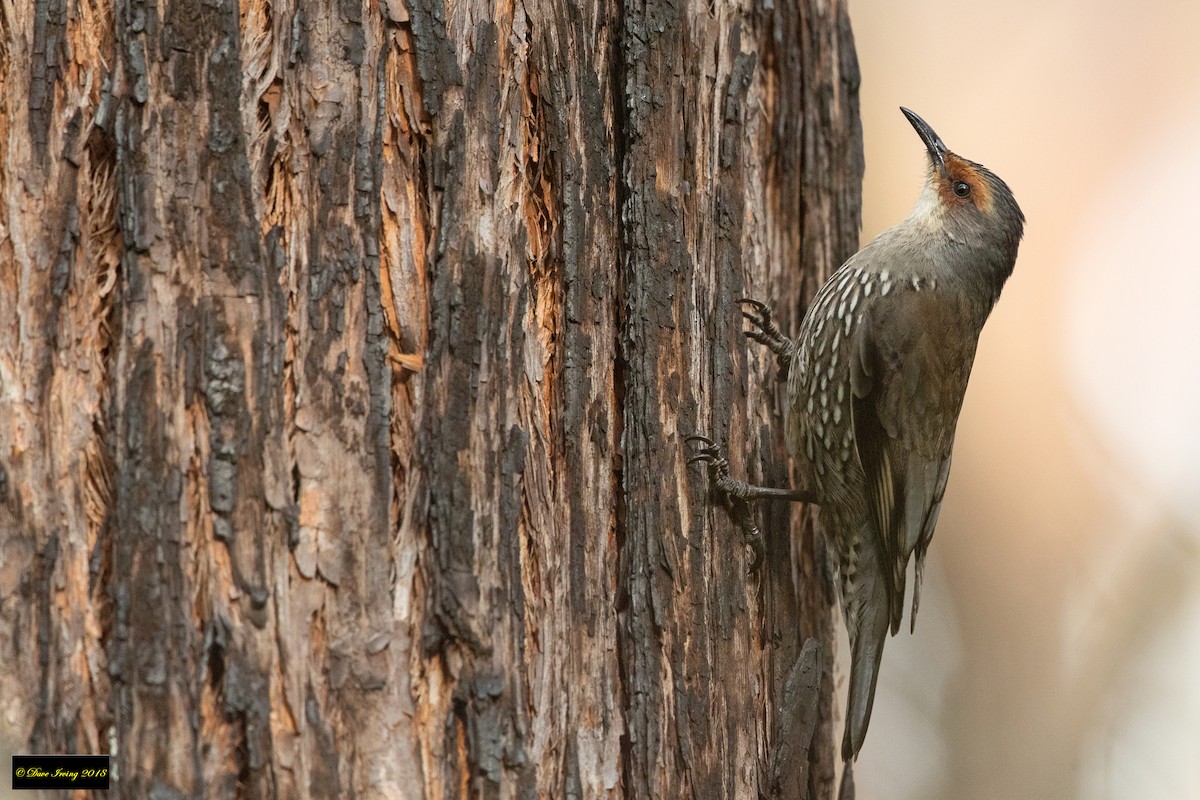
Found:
<box><xmin>953</xmin><ymin>181</ymin><xmax>971</xmax><ymax>198</ymax></box>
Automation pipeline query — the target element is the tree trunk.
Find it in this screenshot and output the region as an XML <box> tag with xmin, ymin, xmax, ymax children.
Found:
<box><xmin>0</xmin><ymin>0</ymin><xmax>861</xmax><ymax>795</ymax></box>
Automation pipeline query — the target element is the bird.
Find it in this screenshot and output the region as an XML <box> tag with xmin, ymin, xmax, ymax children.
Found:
<box><xmin>689</xmin><ymin>107</ymin><xmax>1024</xmax><ymax>762</ymax></box>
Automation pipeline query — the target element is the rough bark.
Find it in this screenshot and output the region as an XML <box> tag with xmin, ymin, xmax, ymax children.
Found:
<box><xmin>0</xmin><ymin>0</ymin><xmax>861</xmax><ymax>796</ymax></box>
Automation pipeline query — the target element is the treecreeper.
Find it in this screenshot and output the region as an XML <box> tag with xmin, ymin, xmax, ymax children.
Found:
<box><xmin>689</xmin><ymin>107</ymin><xmax>1025</xmax><ymax>766</ymax></box>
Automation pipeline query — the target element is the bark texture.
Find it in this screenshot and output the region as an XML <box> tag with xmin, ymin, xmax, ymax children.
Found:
<box><xmin>0</xmin><ymin>0</ymin><xmax>861</xmax><ymax>796</ymax></box>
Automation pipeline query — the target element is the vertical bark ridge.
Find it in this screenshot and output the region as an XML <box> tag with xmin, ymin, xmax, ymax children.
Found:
<box><xmin>0</xmin><ymin>0</ymin><xmax>121</xmax><ymax>769</ymax></box>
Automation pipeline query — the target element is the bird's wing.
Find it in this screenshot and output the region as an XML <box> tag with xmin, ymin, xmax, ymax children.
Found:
<box><xmin>850</xmin><ymin>286</ymin><xmax>979</xmax><ymax>634</ymax></box>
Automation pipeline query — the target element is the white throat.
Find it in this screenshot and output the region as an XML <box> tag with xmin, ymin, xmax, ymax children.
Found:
<box><xmin>906</xmin><ymin>181</ymin><xmax>945</xmax><ymax>231</ymax></box>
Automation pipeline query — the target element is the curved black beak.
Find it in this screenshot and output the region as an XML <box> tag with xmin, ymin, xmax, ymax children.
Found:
<box><xmin>900</xmin><ymin>107</ymin><xmax>947</xmax><ymax>174</ymax></box>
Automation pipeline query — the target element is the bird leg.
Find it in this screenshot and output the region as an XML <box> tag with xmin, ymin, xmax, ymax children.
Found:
<box><xmin>739</xmin><ymin>298</ymin><xmax>796</xmax><ymax>381</ymax></box>
<box><xmin>686</xmin><ymin>435</ymin><xmax>817</xmax><ymax>572</ymax></box>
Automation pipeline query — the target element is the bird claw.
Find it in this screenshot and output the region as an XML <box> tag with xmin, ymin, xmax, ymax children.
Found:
<box><xmin>686</xmin><ymin>434</ymin><xmax>766</xmax><ymax>573</ymax></box>
<box><xmin>737</xmin><ymin>298</ymin><xmax>795</xmax><ymax>380</ymax></box>
<box><xmin>685</xmin><ymin>434</ymin><xmax>726</xmax><ymax>469</ymax></box>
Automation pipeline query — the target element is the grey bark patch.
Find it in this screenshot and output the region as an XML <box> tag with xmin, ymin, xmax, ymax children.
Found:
<box><xmin>203</xmin><ymin>315</ymin><xmax>248</xmax><ymax>539</ymax></box>
<box><xmin>304</xmin><ymin>687</ymin><xmax>342</xmax><ymax>799</ymax></box>
<box><xmin>29</xmin><ymin>0</ymin><xmax>68</xmax><ymax>156</ymax></box>
<box><xmin>404</xmin><ymin>0</ymin><xmax>461</xmax><ymax>116</ymax></box>
<box><xmin>769</xmin><ymin>637</ymin><xmax>823</xmax><ymax>799</ymax></box>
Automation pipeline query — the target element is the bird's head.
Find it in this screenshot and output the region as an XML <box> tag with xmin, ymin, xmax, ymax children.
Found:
<box><xmin>900</xmin><ymin>107</ymin><xmax>1024</xmax><ymax>269</ymax></box>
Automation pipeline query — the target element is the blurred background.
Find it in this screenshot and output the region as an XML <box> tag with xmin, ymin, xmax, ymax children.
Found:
<box><xmin>846</xmin><ymin>2</ymin><xmax>1200</xmax><ymax>798</ymax></box>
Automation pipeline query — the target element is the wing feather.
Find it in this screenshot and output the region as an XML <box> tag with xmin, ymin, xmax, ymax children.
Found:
<box><xmin>850</xmin><ymin>286</ymin><xmax>979</xmax><ymax>635</ymax></box>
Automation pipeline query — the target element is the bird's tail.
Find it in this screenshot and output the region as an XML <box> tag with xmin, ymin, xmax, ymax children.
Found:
<box><xmin>840</xmin><ymin>549</ymin><xmax>891</xmax><ymax>762</ymax></box>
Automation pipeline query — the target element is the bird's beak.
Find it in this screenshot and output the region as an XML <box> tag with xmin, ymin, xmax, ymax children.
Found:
<box><xmin>900</xmin><ymin>107</ymin><xmax>947</xmax><ymax>175</ymax></box>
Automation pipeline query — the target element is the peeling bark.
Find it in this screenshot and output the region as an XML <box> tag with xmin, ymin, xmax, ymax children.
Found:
<box><xmin>0</xmin><ymin>0</ymin><xmax>861</xmax><ymax>796</ymax></box>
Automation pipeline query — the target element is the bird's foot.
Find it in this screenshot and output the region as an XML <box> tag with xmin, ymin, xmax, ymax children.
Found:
<box><xmin>738</xmin><ymin>298</ymin><xmax>796</xmax><ymax>381</ymax></box>
<box><xmin>686</xmin><ymin>435</ymin><xmax>766</xmax><ymax>572</ymax></box>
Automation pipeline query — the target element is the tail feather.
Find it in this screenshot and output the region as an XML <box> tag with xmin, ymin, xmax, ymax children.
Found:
<box><xmin>841</xmin><ymin>575</ymin><xmax>890</xmax><ymax>761</ymax></box>
<box><xmin>889</xmin><ymin>562</ymin><xmax>906</xmax><ymax>635</ymax></box>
